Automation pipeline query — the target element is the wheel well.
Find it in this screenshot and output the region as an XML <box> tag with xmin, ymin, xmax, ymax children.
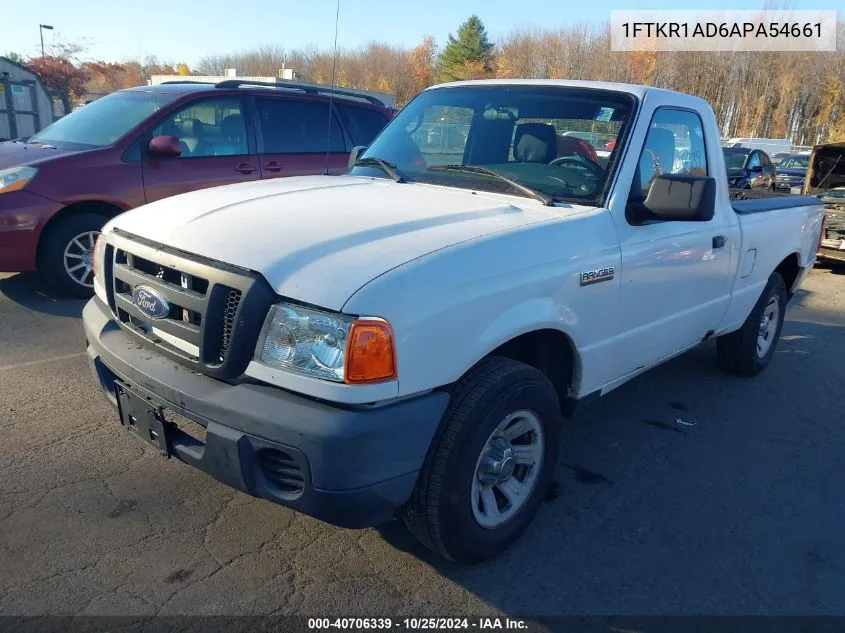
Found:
<box><xmin>488</xmin><ymin>329</ymin><xmax>579</xmax><ymax>413</ymax></box>
<box><xmin>774</xmin><ymin>253</ymin><xmax>800</xmax><ymax>295</ymax></box>
<box><xmin>37</xmin><ymin>201</ymin><xmax>123</xmax><ymax>262</ymax></box>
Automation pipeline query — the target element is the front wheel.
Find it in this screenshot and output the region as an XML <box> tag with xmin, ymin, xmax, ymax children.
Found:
<box><xmin>402</xmin><ymin>356</ymin><xmax>562</xmax><ymax>563</ymax></box>
<box><xmin>39</xmin><ymin>213</ymin><xmax>106</xmax><ymax>298</ymax></box>
<box><xmin>716</xmin><ymin>272</ymin><xmax>787</xmax><ymax>376</ymax></box>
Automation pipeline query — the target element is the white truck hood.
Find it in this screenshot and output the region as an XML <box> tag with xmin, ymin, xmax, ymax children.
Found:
<box><xmin>110</xmin><ymin>175</ymin><xmax>564</xmax><ymax>310</ymax></box>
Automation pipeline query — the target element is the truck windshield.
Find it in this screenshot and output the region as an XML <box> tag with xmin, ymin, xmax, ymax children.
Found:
<box><xmin>350</xmin><ymin>85</ymin><xmax>635</xmax><ymax>204</ymax></box>
<box><xmin>29</xmin><ymin>91</ymin><xmax>178</xmax><ymax>150</ymax></box>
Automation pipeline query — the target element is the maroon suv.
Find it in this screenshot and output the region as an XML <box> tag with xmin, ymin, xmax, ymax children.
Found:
<box><xmin>0</xmin><ymin>80</ymin><xmax>392</xmax><ymax>296</ymax></box>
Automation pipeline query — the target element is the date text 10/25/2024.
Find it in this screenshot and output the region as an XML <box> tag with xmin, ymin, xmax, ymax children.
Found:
<box><xmin>308</xmin><ymin>618</ymin><xmax>529</xmax><ymax>630</ymax></box>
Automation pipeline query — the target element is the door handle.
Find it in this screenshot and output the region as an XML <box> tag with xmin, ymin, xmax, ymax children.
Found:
<box><xmin>235</xmin><ymin>163</ymin><xmax>257</xmax><ymax>174</ymax></box>
<box><xmin>712</xmin><ymin>235</ymin><xmax>726</xmax><ymax>249</ymax></box>
<box><xmin>264</xmin><ymin>161</ymin><xmax>283</xmax><ymax>173</ymax></box>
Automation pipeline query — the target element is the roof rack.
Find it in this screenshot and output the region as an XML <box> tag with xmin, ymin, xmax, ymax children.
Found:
<box><xmin>159</xmin><ymin>80</ymin><xmax>215</xmax><ymax>85</ymax></box>
<box><xmin>214</xmin><ymin>79</ymin><xmax>386</xmax><ymax>107</ymax></box>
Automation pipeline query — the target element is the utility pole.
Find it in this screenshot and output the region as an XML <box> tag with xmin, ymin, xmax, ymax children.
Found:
<box><xmin>39</xmin><ymin>24</ymin><xmax>53</xmax><ymax>57</ymax></box>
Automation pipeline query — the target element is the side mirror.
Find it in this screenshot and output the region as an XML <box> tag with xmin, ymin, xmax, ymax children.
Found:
<box><xmin>641</xmin><ymin>174</ymin><xmax>716</xmax><ymax>222</ymax></box>
<box><xmin>148</xmin><ymin>135</ymin><xmax>182</xmax><ymax>158</ymax></box>
<box><xmin>348</xmin><ymin>145</ymin><xmax>367</xmax><ymax>171</ymax></box>
<box><xmin>748</xmin><ymin>164</ymin><xmax>763</xmax><ymax>173</ymax></box>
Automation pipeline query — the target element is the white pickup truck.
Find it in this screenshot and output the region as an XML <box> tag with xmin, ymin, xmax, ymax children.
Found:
<box><xmin>83</xmin><ymin>80</ymin><xmax>825</xmax><ymax>563</ymax></box>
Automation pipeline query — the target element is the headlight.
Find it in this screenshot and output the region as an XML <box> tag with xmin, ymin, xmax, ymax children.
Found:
<box><xmin>0</xmin><ymin>166</ymin><xmax>38</xmax><ymax>194</ymax></box>
<box><xmin>255</xmin><ymin>303</ymin><xmax>396</xmax><ymax>383</ymax></box>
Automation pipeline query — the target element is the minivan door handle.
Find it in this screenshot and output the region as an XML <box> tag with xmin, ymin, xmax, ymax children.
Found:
<box><xmin>264</xmin><ymin>161</ymin><xmax>283</xmax><ymax>173</ymax></box>
<box><xmin>712</xmin><ymin>235</ymin><xmax>726</xmax><ymax>249</ymax></box>
<box><xmin>235</xmin><ymin>162</ymin><xmax>257</xmax><ymax>174</ymax></box>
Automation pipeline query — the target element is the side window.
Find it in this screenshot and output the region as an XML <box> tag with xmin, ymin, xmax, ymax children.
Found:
<box><xmin>255</xmin><ymin>97</ymin><xmax>345</xmax><ymax>154</ymax></box>
<box><xmin>747</xmin><ymin>152</ymin><xmax>762</xmax><ymax>169</ymax></box>
<box><xmin>336</xmin><ymin>103</ymin><xmax>390</xmax><ymax>147</ymax></box>
<box><xmin>152</xmin><ymin>98</ymin><xmax>247</xmax><ymax>158</ymax></box>
<box><xmin>630</xmin><ymin>108</ymin><xmax>708</xmax><ymax>200</ymax></box>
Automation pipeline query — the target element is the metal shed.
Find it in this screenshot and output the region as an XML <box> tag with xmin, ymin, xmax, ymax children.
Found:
<box><xmin>0</xmin><ymin>56</ymin><xmax>62</xmax><ymax>141</ymax></box>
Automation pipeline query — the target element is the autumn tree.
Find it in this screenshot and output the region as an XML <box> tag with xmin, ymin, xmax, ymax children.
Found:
<box><xmin>436</xmin><ymin>16</ymin><xmax>494</xmax><ymax>83</ymax></box>
<box><xmin>4</xmin><ymin>51</ymin><xmax>25</xmax><ymax>64</ymax></box>
<box><xmin>176</xmin><ymin>62</ymin><xmax>191</xmax><ymax>76</ymax></box>
<box><xmin>406</xmin><ymin>36</ymin><xmax>436</xmax><ymax>93</ymax></box>
<box><xmin>83</xmin><ymin>61</ymin><xmax>127</xmax><ymax>94</ymax></box>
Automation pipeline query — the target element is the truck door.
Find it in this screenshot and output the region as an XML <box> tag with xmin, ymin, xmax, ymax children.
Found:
<box><xmin>611</xmin><ymin>107</ymin><xmax>739</xmax><ymax>377</ymax></box>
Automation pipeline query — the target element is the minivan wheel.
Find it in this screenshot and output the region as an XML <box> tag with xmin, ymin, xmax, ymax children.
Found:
<box><xmin>402</xmin><ymin>356</ymin><xmax>562</xmax><ymax>563</ymax></box>
<box><xmin>39</xmin><ymin>213</ymin><xmax>106</xmax><ymax>298</ymax></box>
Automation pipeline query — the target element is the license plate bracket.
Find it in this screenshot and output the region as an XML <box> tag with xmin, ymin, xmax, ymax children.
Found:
<box><xmin>115</xmin><ymin>382</ymin><xmax>171</xmax><ymax>458</ymax></box>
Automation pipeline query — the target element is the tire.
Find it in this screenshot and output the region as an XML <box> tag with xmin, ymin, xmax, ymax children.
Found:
<box><xmin>716</xmin><ymin>272</ymin><xmax>787</xmax><ymax>376</ymax></box>
<box><xmin>39</xmin><ymin>213</ymin><xmax>106</xmax><ymax>298</ymax></box>
<box><xmin>402</xmin><ymin>356</ymin><xmax>563</xmax><ymax>564</ymax></box>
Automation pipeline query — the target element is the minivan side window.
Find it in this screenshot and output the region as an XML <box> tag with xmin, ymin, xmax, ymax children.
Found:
<box><xmin>335</xmin><ymin>103</ymin><xmax>390</xmax><ymax>147</ymax></box>
<box><xmin>255</xmin><ymin>97</ymin><xmax>345</xmax><ymax>154</ymax></box>
<box><xmin>747</xmin><ymin>151</ymin><xmax>762</xmax><ymax>169</ymax></box>
<box><xmin>630</xmin><ymin>108</ymin><xmax>708</xmax><ymax>200</ymax></box>
<box><xmin>152</xmin><ymin>97</ymin><xmax>248</xmax><ymax>158</ymax></box>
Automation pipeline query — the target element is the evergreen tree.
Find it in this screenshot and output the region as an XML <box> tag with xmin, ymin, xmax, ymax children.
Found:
<box><xmin>436</xmin><ymin>16</ymin><xmax>494</xmax><ymax>83</ymax></box>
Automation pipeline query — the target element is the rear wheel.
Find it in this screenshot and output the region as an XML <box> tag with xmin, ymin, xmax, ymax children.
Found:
<box><xmin>39</xmin><ymin>213</ymin><xmax>106</xmax><ymax>298</ymax></box>
<box><xmin>402</xmin><ymin>356</ymin><xmax>562</xmax><ymax>563</ymax></box>
<box><xmin>716</xmin><ymin>272</ymin><xmax>787</xmax><ymax>376</ymax></box>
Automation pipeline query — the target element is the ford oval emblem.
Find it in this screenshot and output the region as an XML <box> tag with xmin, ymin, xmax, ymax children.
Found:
<box><xmin>132</xmin><ymin>285</ymin><xmax>170</xmax><ymax>320</ymax></box>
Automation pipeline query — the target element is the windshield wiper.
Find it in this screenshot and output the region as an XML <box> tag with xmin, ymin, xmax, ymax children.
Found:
<box><xmin>353</xmin><ymin>157</ymin><xmax>404</xmax><ymax>183</ymax></box>
<box><xmin>428</xmin><ymin>164</ymin><xmax>555</xmax><ymax>206</ymax></box>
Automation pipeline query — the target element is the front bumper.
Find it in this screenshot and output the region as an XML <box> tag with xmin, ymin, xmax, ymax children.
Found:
<box><xmin>83</xmin><ymin>297</ymin><xmax>450</xmax><ymax>528</ymax></box>
<box><xmin>0</xmin><ymin>190</ymin><xmax>62</xmax><ymax>272</ymax></box>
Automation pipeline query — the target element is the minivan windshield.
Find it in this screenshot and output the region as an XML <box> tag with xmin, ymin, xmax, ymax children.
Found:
<box><xmin>349</xmin><ymin>85</ymin><xmax>635</xmax><ymax>204</ymax></box>
<box><xmin>29</xmin><ymin>91</ymin><xmax>178</xmax><ymax>149</ymax></box>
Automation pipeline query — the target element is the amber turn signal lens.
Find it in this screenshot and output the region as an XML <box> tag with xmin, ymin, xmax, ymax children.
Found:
<box><xmin>345</xmin><ymin>320</ymin><xmax>396</xmax><ymax>383</ymax></box>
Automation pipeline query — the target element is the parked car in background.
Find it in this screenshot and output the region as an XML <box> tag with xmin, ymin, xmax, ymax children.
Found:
<box><xmin>805</xmin><ymin>142</ymin><xmax>845</xmax><ymax>264</ymax></box>
<box><xmin>771</xmin><ymin>152</ymin><xmax>791</xmax><ymax>166</ymax></box>
<box><xmin>723</xmin><ymin>147</ymin><xmax>777</xmax><ymax>190</ymax></box>
<box><xmin>774</xmin><ymin>153</ymin><xmax>810</xmax><ymax>192</ymax></box>
<box><xmin>0</xmin><ymin>80</ymin><xmax>393</xmax><ymax>296</ymax></box>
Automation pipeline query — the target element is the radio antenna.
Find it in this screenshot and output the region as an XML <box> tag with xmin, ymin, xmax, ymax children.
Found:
<box><xmin>323</xmin><ymin>0</ymin><xmax>341</xmax><ymax>176</ymax></box>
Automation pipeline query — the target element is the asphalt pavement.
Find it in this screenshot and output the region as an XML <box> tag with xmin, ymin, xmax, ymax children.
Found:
<box><xmin>1</xmin><ymin>266</ymin><xmax>843</xmax><ymax>617</ymax></box>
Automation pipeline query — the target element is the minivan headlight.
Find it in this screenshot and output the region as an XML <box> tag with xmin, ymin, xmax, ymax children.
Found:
<box><xmin>0</xmin><ymin>166</ymin><xmax>38</xmax><ymax>194</ymax></box>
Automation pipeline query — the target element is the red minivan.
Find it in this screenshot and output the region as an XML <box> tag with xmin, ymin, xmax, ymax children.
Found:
<box><xmin>0</xmin><ymin>81</ymin><xmax>393</xmax><ymax>296</ymax></box>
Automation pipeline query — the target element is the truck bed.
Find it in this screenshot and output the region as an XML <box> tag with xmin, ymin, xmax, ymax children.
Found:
<box><xmin>730</xmin><ymin>188</ymin><xmax>821</xmax><ymax>215</ymax></box>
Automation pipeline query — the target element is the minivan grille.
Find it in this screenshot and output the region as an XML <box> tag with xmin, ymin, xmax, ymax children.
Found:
<box><xmin>104</xmin><ymin>230</ymin><xmax>274</xmax><ymax>380</ymax></box>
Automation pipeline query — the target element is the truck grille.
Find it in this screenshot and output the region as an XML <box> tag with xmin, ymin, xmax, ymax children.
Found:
<box><xmin>103</xmin><ymin>229</ymin><xmax>274</xmax><ymax>380</ymax></box>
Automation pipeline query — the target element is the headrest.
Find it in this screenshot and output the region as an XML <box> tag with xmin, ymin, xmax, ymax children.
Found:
<box><xmin>514</xmin><ymin>123</ymin><xmax>557</xmax><ymax>163</ymax></box>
